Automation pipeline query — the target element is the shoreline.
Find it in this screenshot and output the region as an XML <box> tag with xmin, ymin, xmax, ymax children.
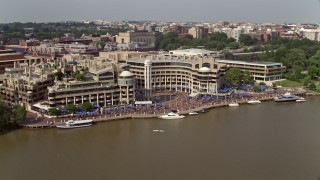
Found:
<box><xmin>22</xmin><ymin>89</ymin><xmax>306</xmax><ymax>129</ymax></box>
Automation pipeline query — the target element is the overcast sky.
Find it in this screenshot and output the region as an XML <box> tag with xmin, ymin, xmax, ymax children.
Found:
<box><xmin>0</xmin><ymin>0</ymin><xmax>319</xmax><ymax>23</ymax></box>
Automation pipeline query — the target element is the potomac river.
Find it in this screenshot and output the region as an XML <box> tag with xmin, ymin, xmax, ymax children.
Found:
<box><xmin>1</xmin><ymin>96</ymin><xmax>320</xmax><ymax>180</ymax></box>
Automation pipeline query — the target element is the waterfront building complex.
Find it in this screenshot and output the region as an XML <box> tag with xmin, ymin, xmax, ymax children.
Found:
<box><xmin>0</xmin><ymin>48</ymin><xmax>286</xmax><ymax>109</ymax></box>
<box><xmin>126</xmin><ymin>54</ymin><xmax>228</xmax><ymax>95</ymax></box>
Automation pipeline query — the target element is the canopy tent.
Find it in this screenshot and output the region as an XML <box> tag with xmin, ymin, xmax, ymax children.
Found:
<box><xmin>189</xmin><ymin>93</ymin><xmax>199</xmax><ymax>97</ymax></box>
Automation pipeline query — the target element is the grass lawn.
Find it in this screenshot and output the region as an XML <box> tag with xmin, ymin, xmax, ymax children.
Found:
<box><xmin>275</xmin><ymin>80</ymin><xmax>303</xmax><ymax>88</ymax></box>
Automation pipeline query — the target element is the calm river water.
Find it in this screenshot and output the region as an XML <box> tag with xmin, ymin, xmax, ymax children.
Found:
<box><xmin>1</xmin><ymin>97</ymin><xmax>320</xmax><ymax>180</ymax></box>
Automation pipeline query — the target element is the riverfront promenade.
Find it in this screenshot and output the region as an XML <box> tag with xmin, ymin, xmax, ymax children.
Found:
<box><xmin>23</xmin><ymin>88</ymin><xmax>306</xmax><ymax>128</ymax></box>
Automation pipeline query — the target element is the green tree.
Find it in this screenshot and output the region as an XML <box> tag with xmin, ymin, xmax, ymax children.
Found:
<box><xmin>259</xmin><ymin>82</ymin><xmax>266</xmax><ymax>86</ymax></box>
<box><xmin>239</xmin><ymin>34</ymin><xmax>257</xmax><ymax>46</ymax></box>
<box><xmin>228</xmin><ymin>42</ymin><xmax>240</xmax><ymax>49</ymax></box>
<box><xmin>0</xmin><ymin>98</ymin><xmax>13</xmax><ymax>130</ymax></box>
<box><xmin>75</xmin><ymin>73</ymin><xmax>85</xmax><ymax>81</ymax></box>
<box><xmin>82</xmin><ymin>102</ymin><xmax>92</xmax><ymax>112</ymax></box>
<box><xmin>302</xmin><ymin>76</ymin><xmax>312</xmax><ymax>87</ymax></box>
<box><xmin>48</xmin><ymin>108</ymin><xmax>60</xmax><ymax>116</ymax></box>
<box><xmin>66</xmin><ymin>104</ymin><xmax>76</xmax><ymax>114</ymax></box>
<box><xmin>309</xmin><ymin>82</ymin><xmax>316</xmax><ymax>91</ymax></box>
<box><xmin>15</xmin><ymin>105</ymin><xmax>26</xmax><ymax>123</ymax></box>
<box><xmin>252</xmin><ymin>85</ymin><xmax>261</xmax><ymax>92</ymax></box>
<box><xmin>308</xmin><ymin>66</ymin><xmax>319</xmax><ymax>80</ymax></box>
<box><xmin>242</xmin><ymin>71</ymin><xmax>255</xmax><ymax>85</ymax></box>
<box><xmin>54</xmin><ymin>71</ymin><xmax>64</xmax><ymax>81</ymax></box>
<box><xmin>224</xmin><ymin>68</ymin><xmax>243</xmax><ymax>87</ymax></box>
<box><xmin>97</xmin><ymin>41</ymin><xmax>106</xmax><ymax>49</ymax></box>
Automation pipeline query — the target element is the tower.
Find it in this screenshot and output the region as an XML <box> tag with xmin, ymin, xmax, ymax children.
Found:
<box><xmin>144</xmin><ymin>59</ymin><xmax>152</xmax><ymax>99</ymax></box>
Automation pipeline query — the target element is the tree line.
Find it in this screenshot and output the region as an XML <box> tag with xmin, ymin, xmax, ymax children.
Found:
<box><xmin>0</xmin><ymin>96</ymin><xmax>27</xmax><ymax>131</ymax></box>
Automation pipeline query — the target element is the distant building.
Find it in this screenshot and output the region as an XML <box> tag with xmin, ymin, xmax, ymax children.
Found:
<box><xmin>188</xmin><ymin>26</ymin><xmax>208</xmax><ymax>39</ymax></box>
<box><xmin>116</xmin><ymin>31</ymin><xmax>155</xmax><ymax>47</ymax></box>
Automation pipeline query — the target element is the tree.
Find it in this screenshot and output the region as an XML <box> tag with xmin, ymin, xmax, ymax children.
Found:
<box><xmin>302</xmin><ymin>76</ymin><xmax>312</xmax><ymax>87</ymax></box>
<box><xmin>48</xmin><ymin>108</ymin><xmax>60</xmax><ymax>116</ymax></box>
<box><xmin>97</xmin><ymin>41</ymin><xmax>106</xmax><ymax>49</ymax></box>
<box><xmin>259</xmin><ymin>82</ymin><xmax>266</xmax><ymax>86</ymax></box>
<box><xmin>242</xmin><ymin>71</ymin><xmax>255</xmax><ymax>85</ymax></box>
<box><xmin>75</xmin><ymin>73</ymin><xmax>85</xmax><ymax>81</ymax></box>
<box><xmin>239</xmin><ymin>34</ymin><xmax>257</xmax><ymax>46</ymax></box>
<box><xmin>309</xmin><ymin>82</ymin><xmax>316</xmax><ymax>91</ymax></box>
<box><xmin>228</xmin><ymin>42</ymin><xmax>240</xmax><ymax>49</ymax></box>
<box><xmin>82</xmin><ymin>102</ymin><xmax>92</xmax><ymax>112</ymax></box>
<box><xmin>252</xmin><ymin>85</ymin><xmax>261</xmax><ymax>92</ymax></box>
<box><xmin>308</xmin><ymin>66</ymin><xmax>319</xmax><ymax>80</ymax></box>
<box><xmin>54</xmin><ymin>71</ymin><xmax>64</xmax><ymax>81</ymax></box>
<box><xmin>15</xmin><ymin>105</ymin><xmax>26</xmax><ymax>123</ymax></box>
<box><xmin>224</xmin><ymin>68</ymin><xmax>243</xmax><ymax>87</ymax></box>
<box><xmin>0</xmin><ymin>98</ymin><xmax>13</xmax><ymax>130</ymax></box>
<box><xmin>66</xmin><ymin>104</ymin><xmax>76</xmax><ymax>114</ymax></box>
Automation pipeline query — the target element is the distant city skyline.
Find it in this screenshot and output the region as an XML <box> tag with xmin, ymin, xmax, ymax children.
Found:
<box><xmin>1</xmin><ymin>0</ymin><xmax>320</xmax><ymax>24</ymax></box>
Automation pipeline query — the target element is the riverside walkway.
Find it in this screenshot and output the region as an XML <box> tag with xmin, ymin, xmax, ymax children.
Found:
<box><xmin>23</xmin><ymin>88</ymin><xmax>306</xmax><ymax>129</ymax></box>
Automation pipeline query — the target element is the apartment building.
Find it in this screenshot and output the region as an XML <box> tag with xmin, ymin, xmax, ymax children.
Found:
<box><xmin>1</xmin><ymin>63</ymin><xmax>54</xmax><ymax>108</ymax></box>
<box><xmin>47</xmin><ymin>59</ymin><xmax>135</xmax><ymax>108</ymax></box>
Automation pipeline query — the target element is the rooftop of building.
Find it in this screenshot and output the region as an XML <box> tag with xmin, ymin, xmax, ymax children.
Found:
<box><xmin>216</xmin><ymin>59</ymin><xmax>283</xmax><ymax>66</ymax></box>
<box><xmin>169</xmin><ymin>48</ymin><xmax>219</xmax><ymax>55</ymax></box>
<box><xmin>127</xmin><ymin>54</ymin><xmax>216</xmax><ymax>64</ymax></box>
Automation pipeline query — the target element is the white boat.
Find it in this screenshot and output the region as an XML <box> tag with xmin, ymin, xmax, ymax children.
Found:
<box><xmin>189</xmin><ymin>111</ymin><xmax>199</xmax><ymax>115</ymax></box>
<box><xmin>296</xmin><ymin>97</ymin><xmax>306</xmax><ymax>102</ymax></box>
<box><xmin>56</xmin><ymin>120</ymin><xmax>93</xmax><ymax>129</ymax></box>
<box><xmin>229</xmin><ymin>102</ymin><xmax>239</xmax><ymax>107</ymax></box>
<box><xmin>247</xmin><ymin>100</ymin><xmax>261</xmax><ymax>104</ymax></box>
<box><xmin>274</xmin><ymin>92</ymin><xmax>300</xmax><ymax>102</ymax></box>
<box><xmin>153</xmin><ymin>130</ymin><xmax>165</xmax><ymax>133</ymax></box>
<box><xmin>159</xmin><ymin>112</ymin><xmax>185</xmax><ymax>119</ymax></box>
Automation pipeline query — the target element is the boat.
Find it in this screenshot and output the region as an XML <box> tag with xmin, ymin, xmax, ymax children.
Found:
<box><xmin>229</xmin><ymin>102</ymin><xmax>239</xmax><ymax>107</ymax></box>
<box><xmin>153</xmin><ymin>130</ymin><xmax>165</xmax><ymax>133</ymax></box>
<box><xmin>159</xmin><ymin>112</ymin><xmax>185</xmax><ymax>119</ymax></box>
<box><xmin>56</xmin><ymin>119</ymin><xmax>93</xmax><ymax>129</ymax></box>
<box><xmin>247</xmin><ymin>100</ymin><xmax>261</xmax><ymax>104</ymax></box>
<box><xmin>274</xmin><ymin>92</ymin><xmax>300</xmax><ymax>102</ymax></box>
<box><xmin>189</xmin><ymin>111</ymin><xmax>199</xmax><ymax>115</ymax></box>
<box><xmin>296</xmin><ymin>97</ymin><xmax>306</xmax><ymax>102</ymax></box>
<box><xmin>198</xmin><ymin>108</ymin><xmax>209</xmax><ymax>113</ymax></box>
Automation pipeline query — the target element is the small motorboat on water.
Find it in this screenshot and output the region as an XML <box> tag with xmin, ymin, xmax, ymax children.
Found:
<box><xmin>56</xmin><ymin>119</ymin><xmax>93</xmax><ymax>129</ymax></box>
<box><xmin>274</xmin><ymin>92</ymin><xmax>300</xmax><ymax>102</ymax></box>
<box><xmin>229</xmin><ymin>102</ymin><xmax>239</xmax><ymax>107</ymax></box>
<box><xmin>153</xmin><ymin>130</ymin><xmax>165</xmax><ymax>132</ymax></box>
<box><xmin>189</xmin><ymin>111</ymin><xmax>199</xmax><ymax>115</ymax></box>
<box><xmin>247</xmin><ymin>100</ymin><xmax>261</xmax><ymax>104</ymax></box>
<box><xmin>198</xmin><ymin>108</ymin><xmax>209</xmax><ymax>113</ymax></box>
<box><xmin>296</xmin><ymin>97</ymin><xmax>306</xmax><ymax>102</ymax></box>
<box><xmin>159</xmin><ymin>112</ymin><xmax>185</xmax><ymax>119</ymax></box>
